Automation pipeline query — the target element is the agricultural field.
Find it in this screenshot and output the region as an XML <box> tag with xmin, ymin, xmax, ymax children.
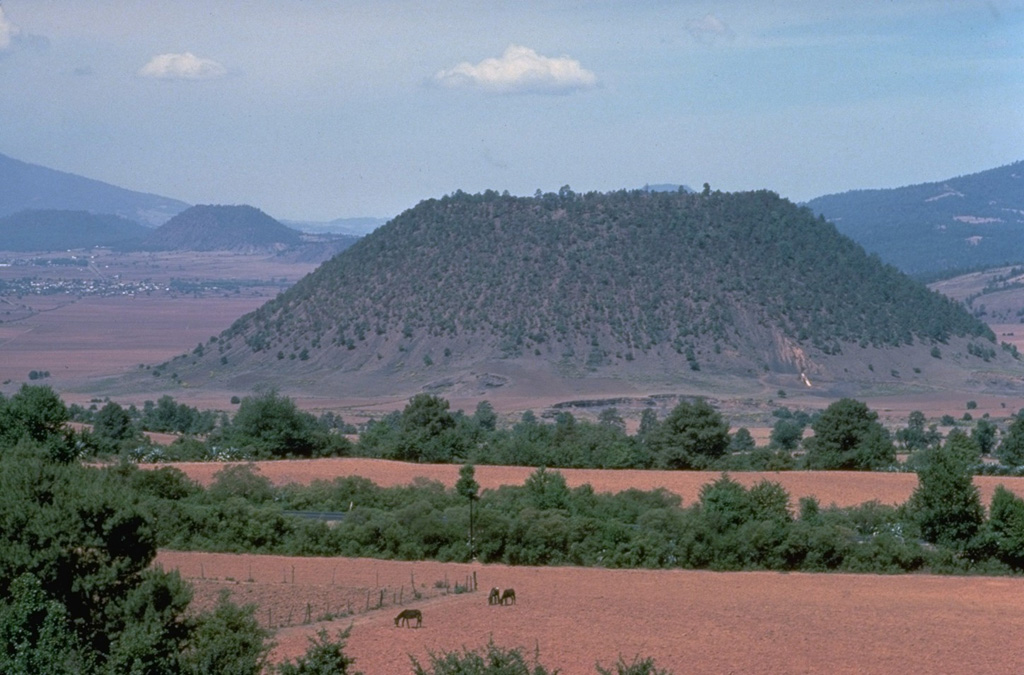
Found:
<box><xmin>156</xmin><ymin>550</ymin><xmax>1024</xmax><ymax>674</ymax></box>
<box><xmin>154</xmin><ymin>456</ymin><xmax>1024</xmax><ymax>509</ymax></box>
<box><xmin>0</xmin><ymin>250</ymin><xmax>318</xmax><ymax>409</ymax></box>
<box><xmin>149</xmin><ymin>458</ymin><xmax>1024</xmax><ymax>673</ymax></box>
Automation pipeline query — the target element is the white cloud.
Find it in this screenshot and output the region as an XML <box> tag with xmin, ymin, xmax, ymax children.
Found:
<box><xmin>434</xmin><ymin>44</ymin><xmax>597</xmax><ymax>94</ymax></box>
<box><xmin>138</xmin><ymin>52</ymin><xmax>227</xmax><ymax>80</ymax></box>
<box><xmin>0</xmin><ymin>6</ymin><xmax>22</xmax><ymax>51</ymax></box>
<box><xmin>687</xmin><ymin>13</ymin><xmax>735</xmax><ymax>44</ymax></box>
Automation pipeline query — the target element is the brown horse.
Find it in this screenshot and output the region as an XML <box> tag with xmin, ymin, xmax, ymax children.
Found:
<box><xmin>500</xmin><ymin>588</ymin><xmax>516</xmax><ymax>605</ymax></box>
<box><xmin>488</xmin><ymin>587</ymin><xmax>501</xmax><ymax>605</ymax></box>
<box><xmin>394</xmin><ymin>608</ymin><xmax>422</xmax><ymax>628</ymax></box>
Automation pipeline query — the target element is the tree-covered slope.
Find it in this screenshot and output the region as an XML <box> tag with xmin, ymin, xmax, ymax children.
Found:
<box><xmin>179</xmin><ymin>188</ymin><xmax>998</xmax><ymax>392</ymax></box>
<box><xmin>807</xmin><ymin>161</ymin><xmax>1024</xmax><ymax>278</ymax></box>
<box><xmin>0</xmin><ymin>152</ymin><xmax>189</xmax><ymax>226</ymax></box>
<box><xmin>0</xmin><ymin>209</ymin><xmax>150</xmax><ymax>250</ymax></box>
<box><xmin>141</xmin><ymin>204</ymin><xmax>303</xmax><ymax>251</ymax></box>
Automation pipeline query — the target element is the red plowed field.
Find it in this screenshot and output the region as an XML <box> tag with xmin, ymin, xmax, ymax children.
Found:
<box><xmin>156</xmin><ymin>550</ymin><xmax>1024</xmax><ymax>674</ymax></box>
<box><xmin>154</xmin><ymin>457</ymin><xmax>1024</xmax><ymax>508</ymax></box>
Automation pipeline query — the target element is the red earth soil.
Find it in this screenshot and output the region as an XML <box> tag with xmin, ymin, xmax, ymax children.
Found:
<box><xmin>156</xmin><ymin>550</ymin><xmax>1024</xmax><ymax>674</ymax></box>
<box><xmin>150</xmin><ymin>457</ymin><xmax>1024</xmax><ymax>508</ymax></box>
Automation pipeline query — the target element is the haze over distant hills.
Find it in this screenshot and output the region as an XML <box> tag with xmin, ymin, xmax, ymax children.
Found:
<box><xmin>0</xmin><ymin>152</ymin><xmax>190</xmax><ymax>227</ymax></box>
<box><xmin>282</xmin><ymin>217</ymin><xmax>388</xmax><ymax>236</ymax></box>
<box><xmin>152</xmin><ymin>188</ymin><xmax>1016</xmax><ymax>399</ymax></box>
<box><xmin>0</xmin><ymin>210</ymin><xmax>150</xmax><ymax>250</ymax></box>
<box><xmin>807</xmin><ymin>161</ymin><xmax>1024</xmax><ymax>278</ymax></box>
<box><xmin>141</xmin><ymin>205</ymin><xmax>304</xmax><ymax>252</ymax></box>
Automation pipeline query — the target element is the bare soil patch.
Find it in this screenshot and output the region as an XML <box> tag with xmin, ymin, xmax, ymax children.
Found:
<box><xmin>153</xmin><ymin>457</ymin><xmax>1024</xmax><ymax>508</ymax></box>
<box><xmin>0</xmin><ymin>250</ymin><xmax>318</xmax><ymax>408</ymax></box>
<box><xmin>156</xmin><ymin>551</ymin><xmax>1024</xmax><ymax>674</ymax></box>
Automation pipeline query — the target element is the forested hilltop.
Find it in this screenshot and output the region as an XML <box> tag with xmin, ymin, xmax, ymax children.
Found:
<box><xmin>807</xmin><ymin>161</ymin><xmax>1024</xmax><ymax>278</ymax></box>
<box><xmin>163</xmin><ymin>187</ymin><xmax>1003</xmax><ymax>397</ymax></box>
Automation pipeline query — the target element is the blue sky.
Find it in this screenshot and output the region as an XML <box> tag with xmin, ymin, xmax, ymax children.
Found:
<box><xmin>0</xmin><ymin>1</ymin><xmax>1021</xmax><ymax>222</ymax></box>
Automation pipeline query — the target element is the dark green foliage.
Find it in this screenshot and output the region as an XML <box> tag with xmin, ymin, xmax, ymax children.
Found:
<box><xmin>456</xmin><ymin>463</ymin><xmax>480</xmax><ymax>501</ymax></box>
<box><xmin>0</xmin><ymin>573</ymin><xmax>92</xmax><ymax>674</ymax></box>
<box><xmin>473</xmin><ymin>401</ymin><xmax>498</xmax><ymax>431</ymax></box>
<box><xmin>972</xmin><ymin>418</ymin><xmax>999</xmax><ymax>455</ymax></box>
<box><xmin>397</xmin><ymin>394</ymin><xmax>458</xmax><ymax>462</ymax></box>
<box><xmin>276</xmin><ymin>627</ymin><xmax>361</xmax><ymax>675</ymax></box>
<box><xmin>801</xmin><ymin>398</ymin><xmax>895</xmax><ymax>470</ymax></box>
<box><xmin>596</xmin><ymin>655</ymin><xmax>673</xmax><ymax>675</ymax></box>
<box><xmin>0</xmin><ymin>446</ymin><xmax>270</xmax><ymax>673</ymax></box>
<box><xmin>907</xmin><ymin>431</ymin><xmax>985</xmax><ymax>549</ymax></box>
<box><xmin>769</xmin><ymin>418</ymin><xmax>803</xmax><ymax>450</ymax></box>
<box><xmin>0</xmin><ymin>385</ymin><xmax>73</xmax><ymax>457</ymax></box>
<box><xmin>647</xmin><ymin>399</ymin><xmax>730</xmax><ymax>469</ymax></box>
<box><xmin>142</xmin><ymin>395</ymin><xmax>216</xmax><ymax>435</ymax></box>
<box><xmin>181</xmin><ymin>590</ymin><xmax>270</xmax><ymax>675</ymax></box>
<box><xmin>207</xmin><ymin>464</ymin><xmax>276</xmax><ymax>504</ymax></box>
<box><xmin>220</xmin><ymin>188</ymin><xmax>992</xmax><ymax>381</ymax></box>
<box><xmin>411</xmin><ymin>639</ymin><xmax>556</xmax><ymax>675</ymax></box>
<box><xmin>988</xmin><ymin>486</ymin><xmax>1024</xmax><ymax>569</ymax></box>
<box><xmin>213</xmin><ymin>389</ymin><xmax>350</xmax><ymax>459</ymax></box>
<box><xmin>728</xmin><ymin>427</ymin><xmax>756</xmax><ymax>453</ymax></box>
<box><xmin>997</xmin><ymin>415</ymin><xmax>1024</xmax><ymax>466</ymax></box>
<box><xmin>93</xmin><ymin>401</ymin><xmax>137</xmax><ymax>443</ymax></box>
<box><xmin>895</xmin><ymin>410</ymin><xmax>942</xmax><ymax>452</ymax></box>
<box><xmin>807</xmin><ymin>161</ymin><xmax>1024</xmax><ymax>277</ymax></box>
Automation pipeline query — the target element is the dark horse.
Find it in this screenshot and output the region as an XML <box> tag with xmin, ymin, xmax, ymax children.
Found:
<box><xmin>488</xmin><ymin>587</ymin><xmax>501</xmax><ymax>605</ymax></box>
<box><xmin>500</xmin><ymin>588</ymin><xmax>516</xmax><ymax>605</ymax></box>
<box><xmin>394</xmin><ymin>608</ymin><xmax>422</xmax><ymax>628</ymax></box>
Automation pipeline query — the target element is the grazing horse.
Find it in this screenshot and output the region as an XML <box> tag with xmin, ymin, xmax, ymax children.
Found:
<box><xmin>500</xmin><ymin>588</ymin><xmax>516</xmax><ymax>605</ymax></box>
<box><xmin>488</xmin><ymin>587</ymin><xmax>501</xmax><ymax>605</ymax></box>
<box><xmin>394</xmin><ymin>608</ymin><xmax>422</xmax><ymax>628</ymax></box>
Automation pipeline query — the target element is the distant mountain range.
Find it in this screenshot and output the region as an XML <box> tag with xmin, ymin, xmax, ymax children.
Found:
<box><xmin>0</xmin><ymin>210</ymin><xmax>150</xmax><ymax>250</ymax></box>
<box><xmin>282</xmin><ymin>217</ymin><xmax>388</xmax><ymax>236</ymax></box>
<box><xmin>3</xmin><ymin>149</ymin><xmax>1022</xmax><ymax>279</ymax></box>
<box><xmin>155</xmin><ymin>188</ymin><xmax>1013</xmax><ymax>399</ymax></box>
<box><xmin>0</xmin><ymin>152</ymin><xmax>189</xmax><ymax>226</ymax></box>
<box><xmin>0</xmin><ymin>204</ymin><xmax>360</xmax><ymax>260</ymax></box>
<box><xmin>141</xmin><ymin>205</ymin><xmax>303</xmax><ymax>252</ymax></box>
<box><xmin>0</xmin><ymin>152</ymin><xmax>367</xmax><ymax>256</ymax></box>
<box><xmin>807</xmin><ymin>161</ymin><xmax>1024</xmax><ymax>278</ymax></box>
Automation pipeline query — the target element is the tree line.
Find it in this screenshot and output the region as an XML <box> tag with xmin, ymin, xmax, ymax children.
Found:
<box><xmin>6</xmin><ymin>383</ymin><xmax>1024</xmax><ymax>673</ymax></box>
<box><xmin>68</xmin><ymin>387</ymin><xmax>1024</xmax><ymax>474</ymax></box>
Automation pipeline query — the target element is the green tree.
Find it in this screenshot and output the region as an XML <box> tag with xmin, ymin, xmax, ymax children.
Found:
<box><xmin>0</xmin><ymin>449</ymin><xmax>269</xmax><ymax>673</ymax></box>
<box><xmin>801</xmin><ymin>398</ymin><xmax>895</xmax><ymax>470</ymax></box>
<box><xmin>218</xmin><ymin>389</ymin><xmax>337</xmax><ymax>459</ymax></box>
<box><xmin>728</xmin><ymin>427</ymin><xmax>756</xmax><ymax>453</ymax></box>
<box><xmin>473</xmin><ymin>401</ymin><xmax>498</xmax><ymax>432</ymax></box>
<box><xmin>895</xmin><ymin>411</ymin><xmax>937</xmax><ymax>452</ymax></box>
<box><xmin>411</xmin><ymin>639</ymin><xmax>556</xmax><ymax>675</ymax></box>
<box><xmin>92</xmin><ymin>401</ymin><xmax>138</xmax><ymax>445</ymax></box>
<box><xmin>906</xmin><ymin>430</ymin><xmax>984</xmax><ymax>549</ymax></box>
<box><xmin>456</xmin><ymin>464</ymin><xmax>480</xmax><ymax>559</ymax></box>
<box><xmin>182</xmin><ymin>590</ymin><xmax>270</xmax><ymax>675</ymax></box>
<box><xmin>276</xmin><ymin>627</ymin><xmax>361</xmax><ymax>675</ymax></box>
<box><xmin>524</xmin><ymin>467</ymin><xmax>571</xmax><ymax>511</ymax></box>
<box><xmin>972</xmin><ymin>417</ymin><xmax>999</xmax><ymax>456</ymax></box>
<box><xmin>988</xmin><ymin>485</ymin><xmax>1024</xmax><ymax>569</ymax></box>
<box><xmin>0</xmin><ymin>573</ymin><xmax>91</xmax><ymax>674</ymax></box>
<box><xmin>636</xmin><ymin>409</ymin><xmax>659</xmax><ymax>441</ymax></box>
<box><xmin>0</xmin><ymin>385</ymin><xmax>76</xmax><ymax>462</ymax></box>
<box><xmin>648</xmin><ymin>399</ymin><xmax>730</xmax><ymax>469</ymax></box>
<box><xmin>392</xmin><ymin>394</ymin><xmax>458</xmax><ymax>463</ymax></box>
<box><xmin>596</xmin><ymin>655</ymin><xmax>673</xmax><ymax>675</ymax></box>
<box><xmin>598</xmin><ymin>408</ymin><xmax>626</xmax><ymax>432</ymax></box>
<box><xmin>997</xmin><ymin>415</ymin><xmax>1024</xmax><ymax>466</ymax></box>
<box><xmin>769</xmin><ymin>418</ymin><xmax>803</xmax><ymax>451</ymax></box>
